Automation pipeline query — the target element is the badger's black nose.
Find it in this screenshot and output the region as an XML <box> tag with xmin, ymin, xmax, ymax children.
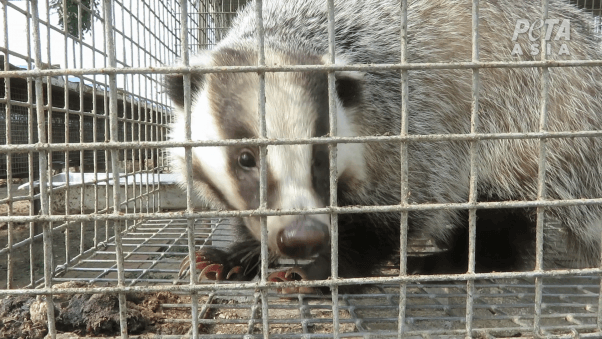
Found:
<box><xmin>277</xmin><ymin>219</ymin><xmax>330</xmax><ymax>259</ymax></box>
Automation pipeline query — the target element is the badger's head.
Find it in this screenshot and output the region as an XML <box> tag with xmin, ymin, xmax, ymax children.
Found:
<box><xmin>166</xmin><ymin>46</ymin><xmax>366</xmax><ymax>260</ymax></box>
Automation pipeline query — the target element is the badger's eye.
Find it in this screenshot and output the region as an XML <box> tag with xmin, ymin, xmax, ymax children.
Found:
<box><xmin>238</xmin><ymin>150</ymin><xmax>256</xmax><ymax>169</ymax></box>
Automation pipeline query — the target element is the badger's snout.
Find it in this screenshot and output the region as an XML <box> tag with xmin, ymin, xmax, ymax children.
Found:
<box><xmin>277</xmin><ymin>218</ymin><xmax>330</xmax><ymax>259</ymax></box>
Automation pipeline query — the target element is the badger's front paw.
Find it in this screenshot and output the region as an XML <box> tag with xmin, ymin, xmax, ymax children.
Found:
<box><xmin>179</xmin><ymin>249</ymin><xmax>243</xmax><ymax>282</ymax></box>
<box><xmin>267</xmin><ymin>267</ymin><xmax>316</xmax><ymax>294</ymax></box>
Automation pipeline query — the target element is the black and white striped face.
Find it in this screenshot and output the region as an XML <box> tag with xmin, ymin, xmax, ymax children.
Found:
<box><xmin>167</xmin><ymin>48</ymin><xmax>366</xmax><ymax>259</ymax></box>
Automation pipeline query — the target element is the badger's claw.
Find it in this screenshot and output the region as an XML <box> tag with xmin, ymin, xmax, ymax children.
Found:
<box><xmin>198</xmin><ymin>263</ymin><xmax>224</xmax><ymax>281</ymax></box>
<box><xmin>178</xmin><ymin>252</ymin><xmax>212</xmax><ymax>279</ymax></box>
<box><xmin>226</xmin><ymin>266</ymin><xmax>243</xmax><ymax>280</ymax></box>
<box><xmin>197</xmin><ymin>264</ymin><xmax>244</xmax><ymax>281</ymax></box>
<box><xmin>267</xmin><ymin>267</ymin><xmax>315</xmax><ymax>294</ymax></box>
<box><xmin>179</xmin><ymin>251</ymin><xmax>243</xmax><ymax>282</ymax></box>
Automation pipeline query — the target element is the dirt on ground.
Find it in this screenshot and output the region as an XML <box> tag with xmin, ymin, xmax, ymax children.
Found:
<box><xmin>203</xmin><ymin>296</ymin><xmax>356</xmax><ymax>335</ymax></box>
<box><xmin>0</xmin><ymin>282</ymin><xmax>195</xmax><ymax>338</ymax></box>
<box><xmin>0</xmin><ymin>281</ymin><xmax>355</xmax><ymax>338</ymax></box>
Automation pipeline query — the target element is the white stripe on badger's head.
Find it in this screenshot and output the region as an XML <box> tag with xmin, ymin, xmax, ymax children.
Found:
<box><xmin>166</xmin><ymin>52</ymin><xmax>247</xmax><ymax>211</ymax></box>
<box><xmin>263</xmin><ymin>73</ymin><xmax>330</xmax><ymax>256</ymax></box>
<box><xmin>166</xmin><ymin>46</ymin><xmax>367</xmax><ymax>259</ymax></box>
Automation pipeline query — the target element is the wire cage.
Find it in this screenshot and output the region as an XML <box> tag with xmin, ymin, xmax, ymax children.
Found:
<box><xmin>2</xmin><ymin>0</ymin><xmax>602</xmax><ymax>338</ymax></box>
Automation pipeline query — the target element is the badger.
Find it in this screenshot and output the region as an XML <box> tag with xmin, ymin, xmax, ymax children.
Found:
<box><xmin>166</xmin><ymin>0</ymin><xmax>602</xmax><ymax>289</ymax></box>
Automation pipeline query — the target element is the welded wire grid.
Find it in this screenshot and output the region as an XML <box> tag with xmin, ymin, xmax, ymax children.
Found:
<box><xmin>1</xmin><ymin>0</ymin><xmax>602</xmax><ymax>338</ymax></box>
<box><xmin>183</xmin><ymin>0</ymin><xmax>247</xmax><ymax>50</ymax></box>
<box><xmin>0</xmin><ymin>0</ymin><xmax>176</xmax><ymax>294</ymax></box>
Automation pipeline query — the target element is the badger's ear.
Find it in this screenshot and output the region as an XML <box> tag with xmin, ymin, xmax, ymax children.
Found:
<box><xmin>164</xmin><ymin>71</ymin><xmax>205</xmax><ymax>109</ymax></box>
<box><xmin>334</xmin><ymin>69</ymin><xmax>363</xmax><ymax>108</ymax></box>
<box><xmin>321</xmin><ymin>55</ymin><xmax>364</xmax><ymax>108</ymax></box>
<box><xmin>165</xmin><ymin>54</ymin><xmax>211</xmax><ymax>109</ymax></box>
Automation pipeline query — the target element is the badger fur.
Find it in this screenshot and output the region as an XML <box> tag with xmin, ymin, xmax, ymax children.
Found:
<box><xmin>167</xmin><ymin>0</ymin><xmax>602</xmax><ymax>283</ymax></box>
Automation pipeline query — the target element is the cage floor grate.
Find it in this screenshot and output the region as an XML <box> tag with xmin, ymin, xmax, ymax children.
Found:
<box><xmin>43</xmin><ymin>218</ymin><xmax>602</xmax><ymax>338</ymax></box>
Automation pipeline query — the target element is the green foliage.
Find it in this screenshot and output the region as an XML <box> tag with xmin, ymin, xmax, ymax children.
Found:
<box><xmin>50</xmin><ymin>0</ymin><xmax>100</xmax><ymax>37</ymax></box>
